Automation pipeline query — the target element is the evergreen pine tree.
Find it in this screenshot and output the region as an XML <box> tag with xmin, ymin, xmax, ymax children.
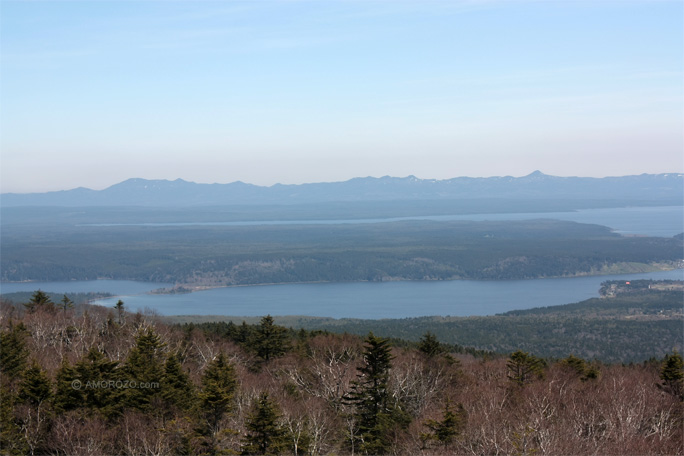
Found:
<box><xmin>235</xmin><ymin>321</ymin><xmax>253</xmax><ymax>345</ymax></box>
<box><xmin>0</xmin><ymin>322</ymin><xmax>29</xmax><ymax>382</ymax></box>
<box><xmin>161</xmin><ymin>352</ymin><xmax>195</xmax><ymax>412</ymax></box>
<box><xmin>560</xmin><ymin>354</ymin><xmax>599</xmax><ymax>381</ymax></box>
<box><xmin>252</xmin><ymin>315</ymin><xmax>289</xmax><ymax>362</ymax></box>
<box><xmin>0</xmin><ymin>387</ymin><xmax>28</xmax><ymax>455</ymax></box>
<box><xmin>421</xmin><ymin>398</ymin><xmax>467</xmax><ymax>450</ymax></box>
<box><xmin>561</xmin><ymin>354</ymin><xmax>586</xmax><ymax>374</ymax></box>
<box><xmin>114</xmin><ymin>300</ymin><xmax>125</xmax><ymax>325</ymax></box>
<box><xmin>241</xmin><ymin>392</ymin><xmax>287</xmax><ymax>455</ymax></box>
<box><xmin>16</xmin><ymin>361</ymin><xmax>53</xmax><ymax>455</ymax></box>
<box><xmin>24</xmin><ymin>290</ymin><xmax>55</xmax><ymax>314</ymax></box>
<box><xmin>345</xmin><ymin>332</ymin><xmax>407</xmax><ymax>455</ymax></box>
<box><xmin>18</xmin><ymin>361</ymin><xmax>52</xmax><ymax>406</ymax></box>
<box><xmin>660</xmin><ymin>351</ymin><xmax>683</xmax><ymax>400</ymax></box>
<box><xmin>122</xmin><ymin>327</ymin><xmax>165</xmax><ymax>410</ymax></box>
<box><xmin>418</xmin><ymin>331</ymin><xmax>444</xmax><ymax>358</ymax></box>
<box><xmin>59</xmin><ymin>294</ymin><xmax>74</xmax><ymax>314</ymax></box>
<box><xmin>73</xmin><ymin>347</ymin><xmax>119</xmax><ymax>416</ymax></box>
<box><xmin>198</xmin><ymin>352</ymin><xmax>239</xmax><ymax>451</ymax></box>
<box><xmin>507</xmin><ymin>350</ymin><xmax>545</xmax><ymax>386</ymax></box>
<box><xmin>53</xmin><ymin>358</ymin><xmax>83</xmax><ymax>414</ymax></box>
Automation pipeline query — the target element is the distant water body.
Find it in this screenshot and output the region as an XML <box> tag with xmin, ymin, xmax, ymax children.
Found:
<box><xmin>3</xmin><ymin>270</ymin><xmax>682</xmax><ymax>319</ymax></box>
<box><xmin>82</xmin><ymin>205</ymin><xmax>684</xmax><ymax>237</ymax></box>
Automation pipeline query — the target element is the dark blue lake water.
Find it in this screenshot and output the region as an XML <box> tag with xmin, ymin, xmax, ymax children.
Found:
<box><xmin>2</xmin><ymin>270</ymin><xmax>681</xmax><ymax>319</ymax></box>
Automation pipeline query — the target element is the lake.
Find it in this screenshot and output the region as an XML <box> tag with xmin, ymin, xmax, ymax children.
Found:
<box><xmin>2</xmin><ymin>270</ymin><xmax>682</xmax><ymax>319</ymax></box>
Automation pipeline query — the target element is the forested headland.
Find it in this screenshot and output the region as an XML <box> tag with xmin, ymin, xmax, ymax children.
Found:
<box><xmin>1</xmin><ymin>294</ymin><xmax>682</xmax><ymax>455</ymax></box>
<box><xmin>2</xmin><ymin>217</ymin><xmax>681</xmax><ymax>286</ymax></box>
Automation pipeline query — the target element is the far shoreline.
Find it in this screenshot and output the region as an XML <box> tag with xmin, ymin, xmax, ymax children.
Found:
<box><xmin>3</xmin><ymin>263</ymin><xmax>682</xmax><ymax>297</ymax></box>
<box><xmin>145</xmin><ymin>261</ymin><xmax>684</xmax><ymax>295</ymax></box>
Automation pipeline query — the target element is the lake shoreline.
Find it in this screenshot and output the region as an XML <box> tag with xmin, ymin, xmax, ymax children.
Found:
<box><xmin>3</xmin><ymin>261</ymin><xmax>681</xmax><ymax>295</ymax></box>
<box><xmin>148</xmin><ymin>261</ymin><xmax>683</xmax><ymax>295</ymax></box>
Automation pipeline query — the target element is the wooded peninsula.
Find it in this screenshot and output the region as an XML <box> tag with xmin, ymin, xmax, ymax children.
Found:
<box><xmin>2</xmin><ymin>216</ymin><xmax>681</xmax><ymax>287</ymax></box>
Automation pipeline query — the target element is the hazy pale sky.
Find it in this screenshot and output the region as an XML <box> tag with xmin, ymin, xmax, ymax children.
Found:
<box><xmin>1</xmin><ymin>0</ymin><xmax>682</xmax><ymax>193</ymax></box>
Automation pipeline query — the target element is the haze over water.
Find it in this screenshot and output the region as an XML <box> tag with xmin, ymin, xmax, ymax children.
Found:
<box><xmin>82</xmin><ymin>206</ymin><xmax>684</xmax><ymax>237</ymax></box>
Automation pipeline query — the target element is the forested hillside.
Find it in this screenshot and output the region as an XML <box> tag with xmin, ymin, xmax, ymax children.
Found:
<box><xmin>2</xmin><ymin>218</ymin><xmax>681</xmax><ymax>285</ymax></box>
<box><xmin>1</xmin><ymin>296</ymin><xmax>682</xmax><ymax>455</ymax></box>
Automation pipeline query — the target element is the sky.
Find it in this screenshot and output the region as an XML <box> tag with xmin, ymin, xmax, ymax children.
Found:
<box><xmin>1</xmin><ymin>0</ymin><xmax>682</xmax><ymax>193</ymax></box>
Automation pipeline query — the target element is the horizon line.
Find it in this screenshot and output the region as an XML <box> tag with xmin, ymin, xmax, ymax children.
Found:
<box><xmin>3</xmin><ymin>170</ymin><xmax>684</xmax><ymax>195</ymax></box>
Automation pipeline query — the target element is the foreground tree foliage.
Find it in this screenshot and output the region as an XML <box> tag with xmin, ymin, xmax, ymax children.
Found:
<box><xmin>122</xmin><ymin>327</ymin><xmax>166</xmax><ymax>410</ymax></box>
<box><xmin>344</xmin><ymin>332</ymin><xmax>410</xmax><ymax>455</ymax></box>
<box><xmin>507</xmin><ymin>350</ymin><xmax>546</xmax><ymax>385</ymax></box>
<box><xmin>199</xmin><ymin>352</ymin><xmax>239</xmax><ymax>453</ymax></box>
<box><xmin>162</xmin><ymin>352</ymin><xmax>195</xmax><ymax>412</ymax></box>
<box><xmin>417</xmin><ymin>331</ymin><xmax>443</xmax><ymax>358</ymax></box>
<box><xmin>0</xmin><ymin>321</ymin><xmax>29</xmax><ymax>381</ymax></box>
<box><xmin>252</xmin><ymin>315</ymin><xmax>290</xmax><ymax>363</ymax></box>
<box><xmin>241</xmin><ymin>392</ymin><xmax>287</xmax><ymax>455</ymax></box>
<box><xmin>560</xmin><ymin>354</ymin><xmax>600</xmax><ymax>381</ymax></box>
<box><xmin>23</xmin><ymin>290</ymin><xmax>54</xmax><ymax>314</ymax></box>
<box><xmin>421</xmin><ymin>398</ymin><xmax>467</xmax><ymax>450</ymax></box>
<box><xmin>0</xmin><ymin>298</ymin><xmax>682</xmax><ymax>455</ymax></box>
<box><xmin>659</xmin><ymin>351</ymin><xmax>684</xmax><ymax>400</ymax></box>
<box><xmin>59</xmin><ymin>294</ymin><xmax>74</xmax><ymax>314</ymax></box>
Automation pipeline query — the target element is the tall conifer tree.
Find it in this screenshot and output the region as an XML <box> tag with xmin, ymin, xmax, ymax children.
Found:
<box><xmin>418</xmin><ymin>331</ymin><xmax>443</xmax><ymax>358</ymax></box>
<box><xmin>24</xmin><ymin>290</ymin><xmax>54</xmax><ymax>314</ymax></box>
<box><xmin>660</xmin><ymin>352</ymin><xmax>684</xmax><ymax>400</ymax></box>
<box><xmin>59</xmin><ymin>294</ymin><xmax>74</xmax><ymax>314</ymax></box>
<box><xmin>345</xmin><ymin>332</ymin><xmax>408</xmax><ymax>455</ymax></box>
<box><xmin>18</xmin><ymin>361</ymin><xmax>52</xmax><ymax>406</ymax></box>
<box><xmin>241</xmin><ymin>392</ymin><xmax>286</xmax><ymax>455</ymax></box>
<box><xmin>122</xmin><ymin>327</ymin><xmax>165</xmax><ymax>410</ymax></box>
<box><xmin>252</xmin><ymin>315</ymin><xmax>289</xmax><ymax>362</ymax></box>
<box><xmin>507</xmin><ymin>350</ymin><xmax>545</xmax><ymax>386</ymax></box>
<box><xmin>74</xmin><ymin>347</ymin><xmax>119</xmax><ymax>416</ymax></box>
<box><xmin>421</xmin><ymin>398</ymin><xmax>467</xmax><ymax>450</ymax></box>
<box><xmin>0</xmin><ymin>322</ymin><xmax>29</xmax><ymax>382</ymax></box>
<box><xmin>114</xmin><ymin>300</ymin><xmax>125</xmax><ymax>325</ymax></box>
<box><xmin>198</xmin><ymin>352</ymin><xmax>239</xmax><ymax>453</ymax></box>
<box><xmin>0</xmin><ymin>387</ymin><xmax>28</xmax><ymax>455</ymax></box>
<box><xmin>53</xmin><ymin>357</ymin><xmax>82</xmax><ymax>414</ymax></box>
<box><xmin>161</xmin><ymin>352</ymin><xmax>195</xmax><ymax>412</ymax></box>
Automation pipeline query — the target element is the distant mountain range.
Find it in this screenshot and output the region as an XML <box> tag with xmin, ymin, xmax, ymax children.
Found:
<box><xmin>1</xmin><ymin>171</ymin><xmax>682</xmax><ymax>207</ymax></box>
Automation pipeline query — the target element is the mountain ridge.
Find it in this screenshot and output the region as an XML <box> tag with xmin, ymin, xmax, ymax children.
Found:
<box><xmin>2</xmin><ymin>172</ymin><xmax>682</xmax><ymax>207</ymax></box>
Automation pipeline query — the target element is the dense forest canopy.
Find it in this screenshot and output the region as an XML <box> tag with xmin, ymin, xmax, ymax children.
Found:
<box><xmin>2</xmin><ymin>218</ymin><xmax>681</xmax><ymax>285</ymax></box>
